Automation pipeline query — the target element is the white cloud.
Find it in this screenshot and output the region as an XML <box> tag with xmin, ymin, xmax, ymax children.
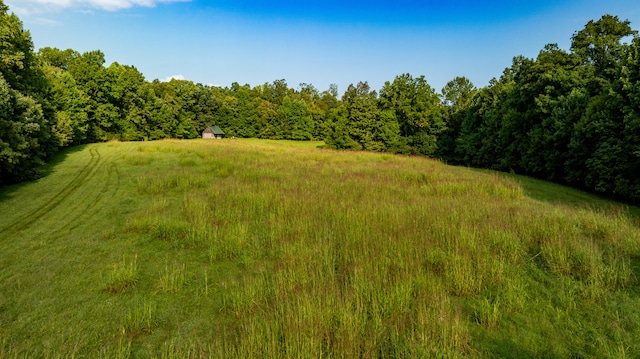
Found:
<box><xmin>32</xmin><ymin>17</ymin><xmax>60</xmax><ymax>25</ymax></box>
<box><xmin>6</xmin><ymin>0</ymin><xmax>190</xmax><ymax>14</ymax></box>
<box><xmin>161</xmin><ymin>74</ymin><xmax>186</xmax><ymax>82</ymax></box>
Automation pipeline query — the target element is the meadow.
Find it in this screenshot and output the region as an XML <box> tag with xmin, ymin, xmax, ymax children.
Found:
<box><xmin>0</xmin><ymin>139</ymin><xmax>639</xmax><ymax>358</ymax></box>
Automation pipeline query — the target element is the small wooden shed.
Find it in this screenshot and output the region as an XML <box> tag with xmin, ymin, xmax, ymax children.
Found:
<box><xmin>202</xmin><ymin>125</ymin><xmax>225</xmax><ymax>139</ymax></box>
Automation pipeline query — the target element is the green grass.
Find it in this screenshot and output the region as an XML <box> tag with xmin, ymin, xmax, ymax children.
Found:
<box><xmin>1</xmin><ymin>138</ymin><xmax>639</xmax><ymax>357</ymax></box>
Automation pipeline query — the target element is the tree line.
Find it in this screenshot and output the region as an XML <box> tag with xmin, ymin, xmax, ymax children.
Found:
<box><xmin>1</xmin><ymin>1</ymin><xmax>639</xmax><ymax>202</ymax></box>
<box><xmin>0</xmin><ymin>0</ymin><xmax>343</xmax><ymax>183</ymax></box>
<box><xmin>435</xmin><ymin>15</ymin><xmax>640</xmax><ymax>203</ymax></box>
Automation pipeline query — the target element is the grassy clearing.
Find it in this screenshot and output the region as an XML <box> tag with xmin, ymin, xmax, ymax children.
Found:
<box><xmin>1</xmin><ymin>138</ymin><xmax>639</xmax><ymax>357</ymax></box>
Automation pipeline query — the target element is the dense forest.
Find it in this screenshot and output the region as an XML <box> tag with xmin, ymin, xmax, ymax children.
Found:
<box><xmin>1</xmin><ymin>1</ymin><xmax>639</xmax><ymax>202</ymax></box>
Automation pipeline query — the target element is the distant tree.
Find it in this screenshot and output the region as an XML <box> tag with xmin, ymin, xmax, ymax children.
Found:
<box><xmin>437</xmin><ymin>76</ymin><xmax>476</xmax><ymax>161</ymax></box>
<box><xmin>192</xmin><ymin>84</ymin><xmax>220</xmax><ymax>134</ymax></box>
<box><xmin>66</xmin><ymin>50</ymin><xmax>117</xmax><ymax>141</ymax></box>
<box><xmin>312</xmin><ymin>85</ymin><xmax>341</xmax><ymax>139</ymax></box>
<box><xmin>279</xmin><ymin>95</ymin><xmax>313</xmax><ymax>140</ymax></box>
<box><xmin>38</xmin><ymin>47</ymin><xmax>79</xmax><ymax>71</ymax></box>
<box><xmin>571</xmin><ymin>14</ymin><xmax>637</xmax><ymax>82</ymax></box>
<box><xmin>379</xmin><ymin>74</ymin><xmax>443</xmax><ymax>155</ymax></box>
<box><xmin>256</xmin><ymin>98</ymin><xmax>280</xmax><ymax>139</ymax></box>
<box><xmin>516</xmin><ymin>44</ymin><xmax>588</xmax><ymax>180</ymax></box>
<box><xmin>259</xmin><ymin>79</ymin><xmax>292</xmax><ymax>106</ymax></box>
<box><xmin>104</xmin><ymin>62</ymin><xmax>147</xmax><ymax>139</ymax></box>
<box><xmin>326</xmin><ymin>82</ymin><xmax>401</xmax><ymax>151</ymax></box>
<box><xmin>232</xmin><ymin>83</ymin><xmax>260</xmax><ymax>138</ymax></box>
<box><xmin>43</xmin><ymin>65</ymin><xmax>89</xmax><ymax>146</ymax></box>
<box><xmin>454</xmin><ymin>73</ymin><xmax>512</xmax><ymax>169</ymax></box>
<box><xmin>147</xmin><ymin>79</ymin><xmax>198</xmax><ymax>139</ymax></box>
<box><xmin>324</xmin><ymin>104</ymin><xmax>361</xmax><ymax>150</ymax></box>
<box><xmin>441</xmin><ymin>76</ymin><xmax>476</xmax><ymax>109</ymax></box>
<box><xmin>214</xmin><ymin>82</ymin><xmax>260</xmax><ymax>138</ymax></box>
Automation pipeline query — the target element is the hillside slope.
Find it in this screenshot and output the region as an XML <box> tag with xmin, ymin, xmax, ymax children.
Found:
<box><xmin>1</xmin><ymin>139</ymin><xmax>639</xmax><ymax>357</ymax></box>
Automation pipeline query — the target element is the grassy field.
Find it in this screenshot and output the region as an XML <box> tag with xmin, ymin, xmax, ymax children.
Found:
<box><xmin>1</xmin><ymin>139</ymin><xmax>639</xmax><ymax>358</ymax></box>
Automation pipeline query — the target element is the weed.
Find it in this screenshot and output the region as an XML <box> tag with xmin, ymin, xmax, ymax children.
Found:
<box><xmin>473</xmin><ymin>297</ymin><xmax>501</xmax><ymax>329</ymax></box>
<box><xmin>121</xmin><ymin>300</ymin><xmax>158</xmax><ymax>339</ymax></box>
<box><xmin>157</xmin><ymin>261</ymin><xmax>186</xmax><ymax>293</ymax></box>
<box><xmin>105</xmin><ymin>255</ymin><xmax>138</xmax><ymax>293</ymax></box>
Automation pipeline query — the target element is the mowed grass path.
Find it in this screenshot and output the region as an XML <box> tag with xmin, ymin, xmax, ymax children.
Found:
<box><xmin>1</xmin><ymin>139</ymin><xmax>639</xmax><ymax>358</ymax></box>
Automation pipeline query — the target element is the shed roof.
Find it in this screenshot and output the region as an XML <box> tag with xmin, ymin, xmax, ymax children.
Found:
<box><xmin>204</xmin><ymin>126</ymin><xmax>225</xmax><ymax>135</ymax></box>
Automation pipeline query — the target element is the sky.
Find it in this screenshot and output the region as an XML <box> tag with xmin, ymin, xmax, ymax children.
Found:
<box><xmin>6</xmin><ymin>0</ymin><xmax>640</xmax><ymax>94</ymax></box>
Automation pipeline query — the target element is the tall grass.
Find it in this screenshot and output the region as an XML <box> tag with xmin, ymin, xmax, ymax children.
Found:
<box><xmin>0</xmin><ymin>139</ymin><xmax>639</xmax><ymax>357</ymax></box>
<box><xmin>105</xmin><ymin>255</ymin><xmax>139</xmax><ymax>293</ymax></box>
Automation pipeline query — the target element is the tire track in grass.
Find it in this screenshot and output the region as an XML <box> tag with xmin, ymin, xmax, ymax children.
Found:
<box><xmin>0</xmin><ymin>147</ymin><xmax>102</xmax><ymax>235</ymax></box>
<box><xmin>20</xmin><ymin>144</ymin><xmax>125</xmax><ymax>241</ymax></box>
<box><xmin>47</xmin><ymin>158</ymin><xmax>121</xmax><ymax>237</ymax></box>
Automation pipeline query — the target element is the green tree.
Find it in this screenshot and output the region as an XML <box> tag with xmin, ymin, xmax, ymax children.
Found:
<box><xmin>0</xmin><ymin>2</ymin><xmax>45</xmax><ymax>95</ymax></box>
<box><xmin>278</xmin><ymin>96</ymin><xmax>313</xmax><ymax>140</ymax></box>
<box><xmin>0</xmin><ymin>1</ymin><xmax>55</xmax><ymax>183</ymax></box>
<box><xmin>437</xmin><ymin>76</ymin><xmax>476</xmax><ymax>161</ymax></box>
<box><xmin>0</xmin><ymin>74</ymin><xmax>51</xmax><ymax>183</ymax></box>
<box><xmin>148</xmin><ymin>79</ymin><xmax>198</xmax><ymax>139</ymax></box>
<box><xmin>379</xmin><ymin>74</ymin><xmax>443</xmax><ymax>155</ymax></box>
<box><xmin>67</xmin><ymin>50</ymin><xmax>118</xmax><ymax>141</ymax></box>
<box><xmin>615</xmin><ymin>36</ymin><xmax>640</xmax><ymax>201</ymax></box>
<box><xmin>43</xmin><ymin>66</ymin><xmax>89</xmax><ymax>146</ymax></box>
<box><xmin>324</xmin><ymin>104</ymin><xmax>361</xmax><ymax>150</ymax></box>
<box><xmin>326</xmin><ymin>82</ymin><xmax>400</xmax><ymax>152</ymax></box>
<box><xmin>192</xmin><ymin>84</ymin><xmax>220</xmax><ymax>134</ymax></box>
<box><xmin>565</xmin><ymin>16</ymin><xmax>638</xmax><ymax>199</ymax></box>
<box><xmin>571</xmin><ymin>14</ymin><xmax>637</xmax><ymax>81</ymax></box>
<box><xmin>256</xmin><ymin>98</ymin><xmax>281</xmax><ymax>139</ymax></box>
<box><xmin>38</xmin><ymin>47</ymin><xmax>79</xmax><ymax>70</ymax></box>
<box><xmin>441</xmin><ymin>76</ymin><xmax>476</xmax><ymax>109</ymax></box>
<box><xmin>454</xmin><ymin>73</ymin><xmax>512</xmax><ymax>169</ymax></box>
<box><xmin>312</xmin><ymin>85</ymin><xmax>341</xmax><ymax>140</ymax></box>
<box><xmin>443</xmin><ymin>15</ymin><xmax>640</xmax><ymax>203</ymax></box>
<box><xmin>259</xmin><ymin>79</ymin><xmax>292</xmax><ymax>106</ymax></box>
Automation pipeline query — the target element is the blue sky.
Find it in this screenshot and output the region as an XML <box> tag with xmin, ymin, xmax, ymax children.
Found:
<box><xmin>7</xmin><ymin>0</ymin><xmax>640</xmax><ymax>94</ymax></box>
